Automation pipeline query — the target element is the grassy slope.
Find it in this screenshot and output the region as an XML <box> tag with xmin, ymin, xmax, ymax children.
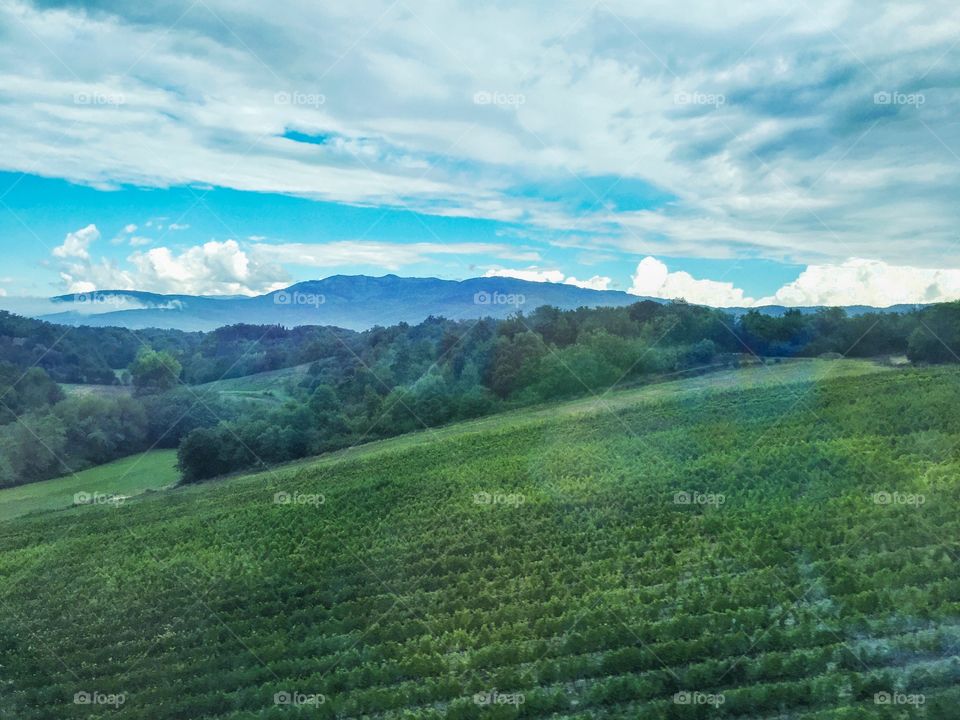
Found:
<box><xmin>196</xmin><ymin>362</ymin><xmax>314</xmax><ymax>405</ymax></box>
<box><xmin>4</xmin><ymin>359</ymin><xmax>960</xmax><ymax>718</ymax></box>
<box><xmin>0</xmin><ymin>450</ymin><xmax>178</xmax><ymax>522</ymax></box>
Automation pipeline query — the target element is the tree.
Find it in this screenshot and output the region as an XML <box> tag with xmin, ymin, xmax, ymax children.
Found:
<box><xmin>129</xmin><ymin>349</ymin><xmax>182</xmax><ymax>394</ymax></box>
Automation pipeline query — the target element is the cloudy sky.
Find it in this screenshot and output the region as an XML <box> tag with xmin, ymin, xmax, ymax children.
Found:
<box><xmin>0</xmin><ymin>0</ymin><xmax>959</xmax><ymax>306</ymax></box>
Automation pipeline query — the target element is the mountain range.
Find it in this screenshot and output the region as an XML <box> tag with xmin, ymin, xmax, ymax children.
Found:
<box><xmin>0</xmin><ymin>275</ymin><xmax>924</xmax><ymax>332</ymax></box>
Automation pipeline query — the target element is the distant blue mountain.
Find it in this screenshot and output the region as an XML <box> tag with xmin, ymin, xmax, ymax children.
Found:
<box><xmin>23</xmin><ymin>274</ymin><xmax>923</xmax><ymax>331</ymax></box>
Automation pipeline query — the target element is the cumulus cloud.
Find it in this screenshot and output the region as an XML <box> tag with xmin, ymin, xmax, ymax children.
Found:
<box><xmin>629</xmin><ymin>257</ymin><xmax>756</xmax><ymax>307</ymax></box>
<box><xmin>126</xmin><ymin>241</ymin><xmax>288</xmax><ymax>296</ymax></box>
<box><xmin>757</xmin><ymin>258</ymin><xmax>960</xmax><ymax>307</ymax></box>
<box><xmin>629</xmin><ymin>256</ymin><xmax>960</xmax><ymax>308</ymax></box>
<box><xmin>51</xmin><ymin>225</ymin><xmax>288</xmax><ymax>295</ymax></box>
<box><xmin>52</xmin><ymin>224</ymin><xmax>99</xmax><ymax>260</ymax></box>
<box><xmin>485</xmin><ymin>267</ymin><xmax>613</xmax><ymax>290</ymax></box>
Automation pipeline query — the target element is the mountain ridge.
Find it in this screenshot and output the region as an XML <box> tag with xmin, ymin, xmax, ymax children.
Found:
<box><xmin>2</xmin><ymin>273</ymin><xmax>925</xmax><ymax>331</ymax></box>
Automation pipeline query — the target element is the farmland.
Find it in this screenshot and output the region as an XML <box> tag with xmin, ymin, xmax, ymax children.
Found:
<box><xmin>1</xmin><ymin>362</ymin><xmax>959</xmax><ymax>718</ymax></box>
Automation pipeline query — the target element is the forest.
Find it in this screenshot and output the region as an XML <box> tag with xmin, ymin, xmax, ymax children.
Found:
<box><xmin>1</xmin><ymin>300</ymin><xmax>959</xmax><ymax>487</ymax></box>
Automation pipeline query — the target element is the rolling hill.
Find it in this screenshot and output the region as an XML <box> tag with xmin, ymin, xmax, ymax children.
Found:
<box><xmin>3</xmin><ymin>360</ymin><xmax>959</xmax><ymax>718</ymax></box>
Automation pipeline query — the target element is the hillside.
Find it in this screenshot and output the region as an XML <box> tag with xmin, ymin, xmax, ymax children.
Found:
<box><xmin>3</xmin><ymin>360</ymin><xmax>959</xmax><ymax>718</ymax></box>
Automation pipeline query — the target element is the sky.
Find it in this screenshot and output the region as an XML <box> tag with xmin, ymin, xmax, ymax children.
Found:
<box><xmin>0</xmin><ymin>0</ymin><xmax>959</xmax><ymax>307</ymax></box>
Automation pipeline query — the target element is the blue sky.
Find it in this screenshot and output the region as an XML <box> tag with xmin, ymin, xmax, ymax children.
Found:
<box><xmin>1</xmin><ymin>0</ymin><xmax>959</xmax><ymax>306</ymax></box>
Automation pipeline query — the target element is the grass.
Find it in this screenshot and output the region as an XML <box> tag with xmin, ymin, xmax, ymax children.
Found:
<box><xmin>197</xmin><ymin>362</ymin><xmax>313</xmax><ymax>405</ymax></box>
<box><xmin>60</xmin><ymin>383</ymin><xmax>133</xmax><ymax>398</ymax></box>
<box><xmin>4</xmin><ymin>360</ymin><xmax>960</xmax><ymax>718</ymax></box>
<box><xmin>0</xmin><ymin>450</ymin><xmax>178</xmax><ymax>522</ymax></box>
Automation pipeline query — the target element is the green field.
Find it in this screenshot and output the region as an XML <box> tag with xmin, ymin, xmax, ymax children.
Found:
<box><xmin>2</xmin><ymin>361</ymin><xmax>960</xmax><ymax>718</ymax></box>
<box><xmin>197</xmin><ymin>363</ymin><xmax>313</xmax><ymax>405</ymax></box>
<box><xmin>0</xmin><ymin>450</ymin><xmax>178</xmax><ymax>522</ymax></box>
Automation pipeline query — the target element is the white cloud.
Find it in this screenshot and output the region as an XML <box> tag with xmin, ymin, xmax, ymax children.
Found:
<box><xmin>485</xmin><ymin>268</ymin><xmax>566</xmax><ymax>283</ymax></box>
<box><xmin>757</xmin><ymin>258</ymin><xmax>960</xmax><ymax>307</ymax></box>
<box><xmin>3</xmin><ymin>0</ymin><xmax>960</xmax><ymax>269</ymax></box>
<box><xmin>485</xmin><ymin>267</ymin><xmax>613</xmax><ymax>290</ymax></box>
<box><xmin>123</xmin><ymin>224</ymin><xmax>137</xmax><ymax>234</ymax></box>
<box><xmin>127</xmin><ymin>240</ymin><xmax>288</xmax><ymax>296</ymax></box>
<box><xmin>629</xmin><ymin>256</ymin><xmax>960</xmax><ymax>308</ymax></box>
<box><xmin>52</xmin><ymin>224</ymin><xmax>99</xmax><ymax>260</ymax></box>
<box><xmin>564</xmin><ymin>275</ymin><xmax>612</xmax><ymax>291</ymax></box>
<box><xmin>129</xmin><ymin>236</ymin><xmax>152</xmax><ymax>247</ymax></box>
<box><xmin>51</xmin><ymin>226</ymin><xmax>288</xmax><ymax>296</ymax></box>
<box><xmin>168</xmin><ymin>223</ymin><xmax>190</xmax><ymax>231</ymax></box>
<box><xmin>628</xmin><ymin>257</ymin><xmax>756</xmax><ymax>307</ymax></box>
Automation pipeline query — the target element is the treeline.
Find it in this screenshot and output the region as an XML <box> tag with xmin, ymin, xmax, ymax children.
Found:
<box><xmin>2</xmin><ymin>300</ymin><xmax>960</xmax><ymax>487</ymax></box>
<box><xmin>0</xmin><ymin>310</ymin><xmax>363</xmax><ymax>385</ymax></box>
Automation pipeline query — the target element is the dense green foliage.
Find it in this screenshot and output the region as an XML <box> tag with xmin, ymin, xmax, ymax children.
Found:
<box><xmin>4</xmin><ymin>300</ymin><xmax>960</xmax><ymax>486</ymax></box>
<box><xmin>1</xmin><ymin>364</ymin><xmax>959</xmax><ymax>717</ymax></box>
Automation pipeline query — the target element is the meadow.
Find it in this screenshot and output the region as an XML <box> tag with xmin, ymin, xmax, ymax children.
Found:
<box><xmin>1</xmin><ymin>361</ymin><xmax>958</xmax><ymax>718</ymax></box>
<box><xmin>0</xmin><ymin>450</ymin><xmax>177</xmax><ymax>522</ymax></box>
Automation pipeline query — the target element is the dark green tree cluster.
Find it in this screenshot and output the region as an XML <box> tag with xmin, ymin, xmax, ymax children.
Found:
<box><xmin>4</xmin><ymin>300</ymin><xmax>960</xmax><ymax>485</ymax></box>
